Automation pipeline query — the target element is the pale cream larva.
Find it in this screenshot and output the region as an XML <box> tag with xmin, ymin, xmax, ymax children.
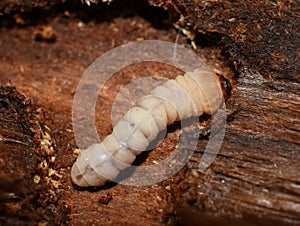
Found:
<box><xmin>71</xmin><ymin>68</ymin><xmax>225</xmax><ymax>187</ymax></box>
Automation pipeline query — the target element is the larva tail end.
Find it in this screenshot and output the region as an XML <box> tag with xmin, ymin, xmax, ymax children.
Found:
<box><xmin>216</xmin><ymin>74</ymin><xmax>232</xmax><ymax>100</ymax></box>
<box><xmin>71</xmin><ymin>163</ymin><xmax>91</xmax><ymax>187</ymax></box>
<box><xmin>71</xmin><ymin>163</ymin><xmax>109</xmax><ymax>187</ymax></box>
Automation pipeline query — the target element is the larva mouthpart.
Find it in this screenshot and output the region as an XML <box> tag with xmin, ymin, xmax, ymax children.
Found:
<box><xmin>71</xmin><ymin>67</ymin><xmax>224</xmax><ymax>187</ymax></box>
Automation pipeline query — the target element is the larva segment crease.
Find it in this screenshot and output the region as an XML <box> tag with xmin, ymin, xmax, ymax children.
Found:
<box><xmin>136</xmin><ymin>96</ymin><xmax>168</xmax><ymax>130</ymax></box>
<box><xmin>71</xmin><ymin>68</ymin><xmax>223</xmax><ymax>187</ymax></box>
<box><xmin>114</xmin><ymin>120</ymin><xmax>149</xmax><ymax>152</ymax></box>
<box><xmin>124</xmin><ymin>106</ymin><xmax>160</xmax><ymax>141</ymax></box>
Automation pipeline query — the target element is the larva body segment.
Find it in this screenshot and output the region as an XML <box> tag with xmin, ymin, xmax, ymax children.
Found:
<box><xmin>124</xmin><ymin>106</ymin><xmax>160</xmax><ymax>141</ymax></box>
<box><xmin>136</xmin><ymin>96</ymin><xmax>168</xmax><ymax>130</ymax></box>
<box><xmin>71</xmin><ymin>68</ymin><xmax>223</xmax><ymax>187</ymax></box>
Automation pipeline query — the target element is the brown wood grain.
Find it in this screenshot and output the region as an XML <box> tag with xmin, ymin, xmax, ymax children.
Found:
<box><xmin>172</xmin><ymin>72</ymin><xmax>300</xmax><ymax>225</ymax></box>
<box><xmin>149</xmin><ymin>0</ymin><xmax>300</xmax><ymax>82</ymax></box>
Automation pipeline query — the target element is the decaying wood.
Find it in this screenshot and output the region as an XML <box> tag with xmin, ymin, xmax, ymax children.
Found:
<box><xmin>146</xmin><ymin>1</ymin><xmax>300</xmax><ymax>224</ymax></box>
<box><xmin>0</xmin><ymin>86</ymin><xmax>38</xmax><ymax>225</ymax></box>
<box><xmin>172</xmin><ymin>72</ymin><xmax>300</xmax><ymax>225</ymax></box>
<box><xmin>149</xmin><ymin>0</ymin><xmax>300</xmax><ymax>82</ymax></box>
<box><xmin>0</xmin><ymin>87</ymin><xmax>70</xmax><ymax>225</ymax></box>
<box><xmin>0</xmin><ymin>0</ymin><xmax>299</xmax><ymax>225</ymax></box>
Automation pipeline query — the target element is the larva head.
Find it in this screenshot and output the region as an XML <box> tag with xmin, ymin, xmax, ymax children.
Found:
<box><xmin>215</xmin><ymin>73</ymin><xmax>232</xmax><ymax>100</ymax></box>
<box><xmin>187</xmin><ymin>68</ymin><xmax>224</xmax><ymax>114</ymax></box>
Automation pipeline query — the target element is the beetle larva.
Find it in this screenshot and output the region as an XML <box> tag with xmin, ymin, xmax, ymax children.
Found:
<box><xmin>71</xmin><ymin>68</ymin><xmax>227</xmax><ymax>187</ymax></box>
